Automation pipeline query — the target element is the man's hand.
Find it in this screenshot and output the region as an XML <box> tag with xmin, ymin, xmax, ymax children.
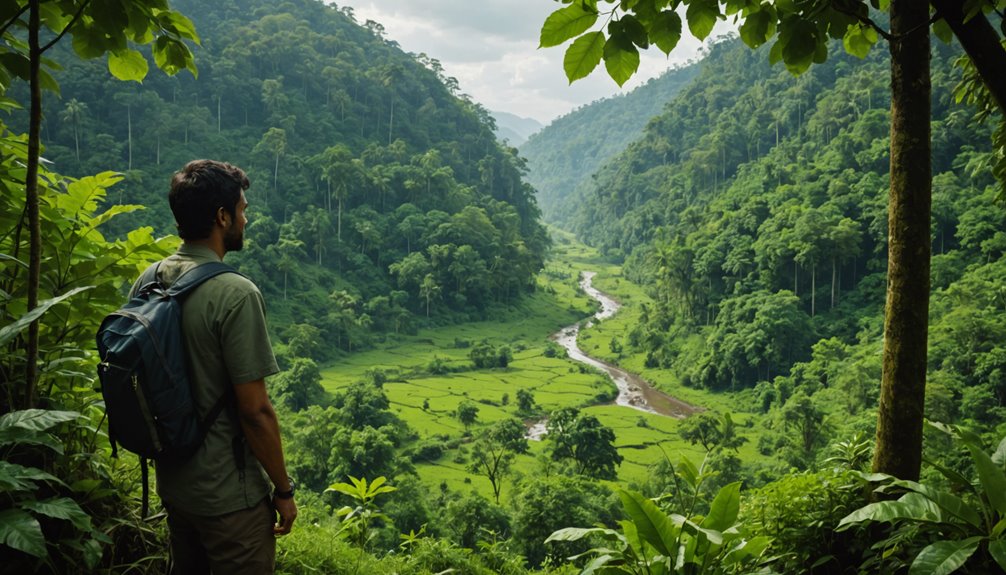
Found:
<box><xmin>273</xmin><ymin>497</ymin><xmax>297</xmax><ymax>536</ymax></box>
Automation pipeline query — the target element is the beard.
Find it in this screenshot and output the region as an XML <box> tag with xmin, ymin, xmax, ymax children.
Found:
<box><xmin>223</xmin><ymin>225</ymin><xmax>244</xmax><ymax>252</ymax></box>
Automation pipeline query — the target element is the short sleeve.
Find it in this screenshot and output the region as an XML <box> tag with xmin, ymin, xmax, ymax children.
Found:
<box><xmin>219</xmin><ymin>288</ymin><xmax>280</xmax><ymax>385</ymax></box>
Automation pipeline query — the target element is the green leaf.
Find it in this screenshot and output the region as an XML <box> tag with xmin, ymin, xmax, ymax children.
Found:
<box><xmin>702</xmin><ymin>482</ymin><xmax>741</xmax><ymax>531</ymax></box>
<box><xmin>152</xmin><ymin>36</ymin><xmax>197</xmax><ymax>77</ymax></box>
<box><xmin>992</xmin><ymin>436</ymin><xmax>1006</xmax><ymax>467</ymax></box>
<box><xmin>21</xmin><ymin>498</ymin><xmax>92</xmax><ymax>532</ymax></box>
<box><xmin>967</xmin><ymin>443</ymin><xmax>1006</xmax><ymax>515</ymax></box>
<box><xmin>108</xmin><ymin>49</ymin><xmax>149</xmax><ymax>82</ymax></box>
<box><xmin>0</xmin><ymin>461</ymin><xmax>65</xmax><ymax>493</ymax></box>
<box><xmin>603</xmin><ymin>36</ymin><xmax>640</xmax><ymax>87</ymax></box>
<box><xmin>843</xmin><ymin>23</ymin><xmax>878</xmax><ymax>59</ymax></box>
<box><xmin>908</xmin><ymin>537</ymin><xmax>981</xmax><ymax>575</ymax></box>
<box><xmin>91</xmin><ymin>0</ymin><xmax>130</xmax><ymax>33</ymax></box>
<box><xmin>71</xmin><ymin>23</ymin><xmax>110</xmax><ymax>60</ymax></box>
<box><xmin>0</xmin><ymin>287</ymin><xmax>94</xmax><ymax>347</ymax></box>
<box><xmin>779</xmin><ymin>16</ymin><xmax>819</xmax><ymax>73</ymax></box>
<box><xmin>837</xmin><ymin>493</ymin><xmax>942</xmax><ymax>530</ymax></box>
<box><xmin>0</xmin><ymin>53</ymin><xmax>31</xmax><ymax>81</ymax></box>
<box><xmin>739</xmin><ymin>9</ymin><xmax>776</xmax><ymax>49</ymax></box>
<box><xmin>564</xmin><ymin>32</ymin><xmax>605</xmax><ymax>84</ymax></box>
<box><xmin>0</xmin><ymin>428</ymin><xmax>64</xmax><ymax>454</ymax></box>
<box><xmin>649</xmin><ymin>10</ymin><xmax>682</xmax><ymax>54</ymax></box>
<box><xmin>618</xmin><ymin>489</ymin><xmax>678</xmax><ymax>557</ymax></box>
<box><xmin>0</xmin><ymin>509</ymin><xmax>47</xmax><ymax>558</ymax></box>
<box><xmin>881</xmin><ymin>479</ymin><xmax>982</xmax><ymax>528</ymax></box>
<box><xmin>677</xmin><ymin>455</ymin><xmax>700</xmax><ymax>488</ymax></box>
<box><xmin>0</xmin><ymin>409</ymin><xmax>81</xmax><ymax>432</ymax></box>
<box><xmin>990</xmin><ymin>539</ymin><xmax>1006</xmax><ymax>571</ymax></box>
<box><xmin>686</xmin><ymin>0</ymin><xmax>720</xmax><ymax>40</ymax></box>
<box><xmin>540</xmin><ymin>3</ymin><xmax>599</xmax><ymax>48</ymax></box>
<box><xmin>931</xmin><ymin>17</ymin><xmax>954</xmax><ymax>44</ymax></box>
<box><xmin>160</xmin><ymin>10</ymin><xmax>200</xmax><ymax>44</ymax></box>
<box><xmin>619</xmin><ymin>14</ymin><xmax>649</xmax><ymax>49</ymax></box>
<box><xmin>546</xmin><ymin>526</ymin><xmax>617</xmax><ymax>543</ymax></box>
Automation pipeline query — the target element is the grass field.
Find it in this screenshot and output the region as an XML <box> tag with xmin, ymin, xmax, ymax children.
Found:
<box><xmin>319</xmin><ymin>230</ymin><xmax>772</xmax><ymax>499</ymax></box>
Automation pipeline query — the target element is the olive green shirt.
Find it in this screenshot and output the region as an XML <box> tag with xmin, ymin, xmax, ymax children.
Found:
<box><xmin>130</xmin><ymin>244</ymin><xmax>278</xmax><ymax>516</ymax></box>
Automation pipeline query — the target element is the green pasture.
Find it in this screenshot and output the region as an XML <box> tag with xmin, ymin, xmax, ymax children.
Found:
<box><xmin>319</xmin><ymin>231</ymin><xmax>774</xmax><ymax>498</ymax></box>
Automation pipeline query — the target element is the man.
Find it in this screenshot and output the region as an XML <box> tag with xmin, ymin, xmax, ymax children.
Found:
<box><xmin>131</xmin><ymin>160</ymin><xmax>296</xmax><ymax>574</ymax></box>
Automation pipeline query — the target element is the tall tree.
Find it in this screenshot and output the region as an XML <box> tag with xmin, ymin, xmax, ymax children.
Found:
<box><xmin>539</xmin><ymin>0</ymin><xmax>1006</xmax><ymax>482</ymax></box>
<box><xmin>2</xmin><ymin>0</ymin><xmax>198</xmax><ymax>410</ymax></box>
<box><xmin>58</xmin><ymin>98</ymin><xmax>87</xmax><ymax>164</ymax></box>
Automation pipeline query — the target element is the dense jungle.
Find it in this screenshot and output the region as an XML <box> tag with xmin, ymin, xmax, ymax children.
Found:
<box><xmin>2</xmin><ymin>0</ymin><xmax>1006</xmax><ymax>573</ymax></box>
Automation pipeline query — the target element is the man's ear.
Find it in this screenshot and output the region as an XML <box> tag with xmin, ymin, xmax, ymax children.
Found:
<box><xmin>216</xmin><ymin>207</ymin><xmax>229</xmax><ymax>227</ymax></box>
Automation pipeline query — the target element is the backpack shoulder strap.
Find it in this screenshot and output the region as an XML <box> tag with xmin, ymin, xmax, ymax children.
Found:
<box><xmin>135</xmin><ymin>261</ymin><xmax>162</xmax><ymax>292</ymax></box>
<box><xmin>166</xmin><ymin>261</ymin><xmax>240</xmax><ymax>298</ymax></box>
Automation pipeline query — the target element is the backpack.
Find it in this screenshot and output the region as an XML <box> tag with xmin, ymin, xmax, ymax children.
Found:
<box><xmin>96</xmin><ymin>261</ymin><xmax>240</xmax><ymax>515</ymax></box>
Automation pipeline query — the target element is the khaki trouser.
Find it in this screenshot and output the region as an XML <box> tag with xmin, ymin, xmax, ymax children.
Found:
<box><xmin>165</xmin><ymin>497</ymin><xmax>275</xmax><ymax>575</ymax></box>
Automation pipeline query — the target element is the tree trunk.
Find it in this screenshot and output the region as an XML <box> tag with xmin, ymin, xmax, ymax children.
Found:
<box><xmin>872</xmin><ymin>0</ymin><xmax>932</xmax><ymax>482</ymax></box>
<box><xmin>831</xmin><ymin>257</ymin><xmax>837</xmax><ymax>309</ymax></box>
<box><xmin>24</xmin><ymin>0</ymin><xmax>42</xmax><ymax>409</ymax></box>
<box><xmin>127</xmin><ymin>104</ymin><xmax>132</xmax><ymax>170</ymax></box>
<box><xmin>217</xmin><ymin>94</ymin><xmax>222</xmax><ymax>132</ymax></box>
<box><xmin>811</xmin><ymin>261</ymin><xmax>816</xmax><ymax>317</ymax></box>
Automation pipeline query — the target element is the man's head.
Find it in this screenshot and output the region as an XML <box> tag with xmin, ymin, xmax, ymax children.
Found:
<box><xmin>169</xmin><ymin>160</ymin><xmax>250</xmax><ymax>251</ymax></box>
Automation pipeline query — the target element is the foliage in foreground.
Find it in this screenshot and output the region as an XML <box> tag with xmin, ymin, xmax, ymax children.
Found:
<box><xmin>838</xmin><ymin>424</ymin><xmax>1006</xmax><ymax>574</ymax></box>
<box><xmin>547</xmin><ymin>454</ymin><xmax>771</xmax><ymax>574</ymax></box>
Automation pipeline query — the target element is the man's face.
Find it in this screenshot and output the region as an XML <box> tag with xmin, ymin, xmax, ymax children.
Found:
<box><xmin>223</xmin><ymin>191</ymin><xmax>248</xmax><ymax>252</ymax></box>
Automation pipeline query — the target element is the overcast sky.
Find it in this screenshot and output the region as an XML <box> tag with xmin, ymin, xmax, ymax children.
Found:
<box><xmin>343</xmin><ymin>1</ymin><xmax>725</xmax><ymax>125</ymax></box>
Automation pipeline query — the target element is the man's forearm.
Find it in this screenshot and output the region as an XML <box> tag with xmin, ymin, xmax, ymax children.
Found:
<box><xmin>239</xmin><ymin>403</ymin><xmax>292</xmax><ymax>492</ymax></box>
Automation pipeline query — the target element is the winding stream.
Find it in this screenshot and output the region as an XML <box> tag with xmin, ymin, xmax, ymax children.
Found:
<box><xmin>527</xmin><ymin>272</ymin><xmax>699</xmax><ymax>440</ymax></box>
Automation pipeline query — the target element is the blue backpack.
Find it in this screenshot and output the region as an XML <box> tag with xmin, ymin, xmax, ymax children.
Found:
<box><xmin>96</xmin><ymin>261</ymin><xmax>240</xmax><ymax>514</ymax></box>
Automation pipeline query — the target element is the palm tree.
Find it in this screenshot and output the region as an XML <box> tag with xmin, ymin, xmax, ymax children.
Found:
<box><xmin>59</xmin><ymin>98</ymin><xmax>87</xmax><ymax>164</ymax></box>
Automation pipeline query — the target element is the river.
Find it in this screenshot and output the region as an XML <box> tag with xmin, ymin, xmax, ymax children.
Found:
<box><xmin>527</xmin><ymin>272</ymin><xmax>699</xmax><ymax>440</ymax></box>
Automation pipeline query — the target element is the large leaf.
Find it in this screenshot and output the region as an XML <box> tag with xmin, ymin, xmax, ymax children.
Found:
<box><xmin>21</xmin><ymin>498</ymin><xmax>92</xmax><ymax>531</ymax></box>
<box><xmin>990</xmin><ymin>538</ymin><xmax>1006</xmax><ymax>572</ymax></box>
<box><xmin>908</xmin><ymin>537</ymin><xmax>981</xmax><ymax>575</ymax></box>
<box><xmin>563</xmin><ymin>32</ymin><xmax>605</xmax><ymax>84</ymax></box>
<box><xmin>0</xmin><ymin>509</ymin><xmax>46</xmax><ymax>558</ymax></box>
<box><xmin>649</xmin><ymin>10</ymin><xmax>682</xmax><ymax>54</ymax></box>
<box><xmin>991</xmin><ymin>436</ymin><xmax>1006</xmax><ymax>467</ymax></box>
<box><xmin>685</xmin><ymin>0</ymin><xmax>720</xmax><ymax>41</ymax></box>
<box><xmin>107</xmin><ymin>48</ymin><xmax>148</xmax><ymax>82</ymax></box>
<box><xmin>0</xmin><ymin>427</ymin><xmax>64</xmax><ymax>454</ymax></box>
<box><xmin>0</xmin><ymin>409</ymin><xmax>81</xmax><ymax>432</ymax></box>
<box><xmin>581</xmin><ymin>553</ymin><xmax>618</xmax><ymax>575</ymax></box>
<box><xmin>540</xmin><ymin>3</ymin><xmax>598</xmax><ymax>48</ymax></box>
<box><xmin>0</xmin><ymin>286</ymin><xmax>94</xmax><ymax>346</ymax></box>
<box><xmin>966</xmin><ymin>443</ymin><xmax>1006</xmax><ymax>515</ymax></box>
<box><xmin>0</xmin><ymin>461</ymin><xmax>64</xmax><ymax>493</ymax></box>
<box><xmin>838</xmin><ymin>493</ymin><xmax>942</xmax><ymax>529</ymax></box>
<box><xmin>842</xmin><ymin>23</ymin><xmax>878</xmax><ymax>59</ymax></box>
<box><xmin>739</xmin><ymin>9</ymin><xmax>776</xmax><ymax>49</ymax></box>
<box><xmin>619</xmin><ymin>489</ymin><xmax>678</xmax><ymax>557</ymax></box>
<box><xmin>0</xmin><ymin>408</ymin><xmax>81</xmax><ymax>430</ymax></box>
<box><xmin>546</xmin><ymin>526</ymin><xmax>620</xmax><ymax>544</ymax></box>
<box><xmin>880</xmin><ymin>479</ymin><xmax>982</xmax><ymax>528</ymax></box>
<box><xmin>602</xmin><ymin>35</ymin><xmax>639</xmax><ymax>87</ymax></box>
<box><xmin>702</xmin><ymin>482</ymin><xmax>741</xmax><ymax>532</ymax></box>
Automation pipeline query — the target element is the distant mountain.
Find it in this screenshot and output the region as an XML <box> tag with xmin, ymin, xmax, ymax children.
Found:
<box><xmin>492</xmin><ymin>111</ymin><xmax>544</xmax><ymax>146</ymax></box>
<box><xmin>519</xmin><ymin>63</ymin><xmax>699</xmax><ymax>223</ymax></box>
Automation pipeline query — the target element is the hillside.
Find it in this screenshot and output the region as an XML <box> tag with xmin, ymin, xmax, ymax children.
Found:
<box><xmin>22</xmin><ymin>0</ymin><xmax>549</xmax><ymax>358</ymax></box>
<box><xmin>519</xmin><ymin>62</ymin><xmax>699</xmax><ymax>222</ymax></box>
<box><xmin>537</xmin><ymin>34</ymin><xmax>1005</xmax><ymax>461</ymax></box>
<box><xmin>493</xmin><ymin>110</ymin><xmax>543</xmax><ymax>146</ymax></box>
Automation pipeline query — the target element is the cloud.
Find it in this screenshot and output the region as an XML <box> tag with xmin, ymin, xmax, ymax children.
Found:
<box><xmin>344</xmin><ymin>1</ymin><xmax>727</xmax><ymax>124</ymax></box>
